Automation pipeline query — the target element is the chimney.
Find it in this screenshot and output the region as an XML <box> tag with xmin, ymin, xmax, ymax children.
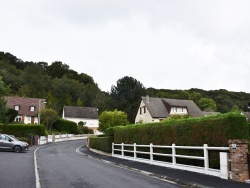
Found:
<box><xmin>146</xmin><ymin>95</ymin><xmax>150</xmax><ymax>103</ymax></box>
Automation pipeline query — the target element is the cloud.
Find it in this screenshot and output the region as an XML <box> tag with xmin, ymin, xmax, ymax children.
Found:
<box><xmin>1</xmin><ymin>0</ymin><xmax>250</xmax><ymax>92</ymax></box>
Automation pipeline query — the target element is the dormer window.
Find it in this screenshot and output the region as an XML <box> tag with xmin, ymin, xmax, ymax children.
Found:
<box><xmin>140</xmin><ymin>106</ymin><xmax>146</xmax><ymax>114</ymax></box>
<box><xmin>30</xmin><ymin>106</ymin><xmax>35</xmax><ymax>112</ymax></box>
<box><xmin>14</xmin><ymin>105</ymin><xmax>19</xmax><ymax>111</ymax></box>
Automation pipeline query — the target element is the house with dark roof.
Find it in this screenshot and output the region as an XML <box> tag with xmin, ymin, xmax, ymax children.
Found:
<box><xmin>135</xmin><ymin>96</ymin><xmax>204</xmax><ymax>124</ymax></box>
<box><xmin>4</xmin><ymin>96</ymin><xmax>46</xmax><ymax>124</ymax></box>
<box><xmin>242</xmin><ymin>112</ymin><xmax>250</xmax><ymax>122</ymax></box>
<box><xmin>62</xmin><ymin>106</ymin><xmax>99</xmax><ymax>130</ymax></box>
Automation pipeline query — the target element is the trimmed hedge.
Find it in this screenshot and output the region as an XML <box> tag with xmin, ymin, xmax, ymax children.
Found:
<box><xmin>53</xmin><ymin>118</ymin><xmax>77</xmax><ymax>134</ymax></box>
<box><xmin>0</xmin><ymin>124</ymin><xmax>46</xmax><ymax>137</ymax></box>
<box><xmin>108</xmin><ymin>112</ymin><xmax>249</xmax><ymax>169</ymax></box>
<box><xmin>111</xmin><ymin>112</ymin><xmax>249</xmax><ymax>146</ymax></box>
<box><xmin>89</xmin><ymin>135</ymin><xmax>114</xmax><ymax>153</ymax></box>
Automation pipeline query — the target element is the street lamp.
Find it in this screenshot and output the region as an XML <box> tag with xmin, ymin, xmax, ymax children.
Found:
<box><xmin>38</xmin><ymin>100</ymin><xmax>47</xmax><ymax>124</ymax></box>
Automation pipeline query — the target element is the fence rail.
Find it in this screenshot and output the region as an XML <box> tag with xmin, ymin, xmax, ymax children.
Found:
<box><xmin>38</xmin><ymin>134</ymin><xmax>92</xmax><ymax>145</ymax></box>
<box><xmin>112</xmin><ymin>143</ymin><xmax>230</xmax><ymax>179</ymax></box>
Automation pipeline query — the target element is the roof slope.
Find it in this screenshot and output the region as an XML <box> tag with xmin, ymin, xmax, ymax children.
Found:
<box><xmin>63</xmin><ymin>106</ymin><xmax>99</xmax><ymax>119</ymax></box>
<box><xmin>242</xmin><ymin>112</ymin><xmax>250</xmax><ymax>121</ymax></box>
<box><xmin>142</xmin><ymin>97</ymin><xmax>169</xmax><ymax>118</ymax></box>
<box><xmin>141</xmin><ymin>96</ymin><xmax>203</xmax><ymax>118</ymax></box>
<box><xmin>4</xmin><ymin>96</ymin><xmax>46</xmax><ymax>116</ymax></box>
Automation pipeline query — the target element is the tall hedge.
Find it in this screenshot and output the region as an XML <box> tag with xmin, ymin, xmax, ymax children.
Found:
<box><xmin>53</xmin><ymin>118</ymin><xmax>77</xmax><ymax>134</ymax></box>
<box><xmin>0</xmin><ymin>124</ymin><xmax>46</xmax><ymax>137</ymax></box>
<box><xmin>111</xmin><ymin>112</ymin><xmax>249</xmax><ymax>147</ymax></box>
<box><xmin>89</xmin><ymin>135</ymin><xmax>114</xmax><ymax>153</ymax></box>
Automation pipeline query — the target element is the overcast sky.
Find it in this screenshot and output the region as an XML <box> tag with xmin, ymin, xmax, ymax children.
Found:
<box><xmin>1</xmin><ymin>0</ymin><xmax>250</xmax><ymax>93</ymax></box>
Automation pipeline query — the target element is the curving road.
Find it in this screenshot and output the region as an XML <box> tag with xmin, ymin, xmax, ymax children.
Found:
<box><xmin>36</xmin><ymin>140</ymin><xmax>181</xmax><ymax>188</ymax></box>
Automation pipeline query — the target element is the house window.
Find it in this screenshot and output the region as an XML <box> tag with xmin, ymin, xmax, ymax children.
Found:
<box><xmin>30</xmin><ymin>106</ymin><xmax>35</xmax><ymax>112</ymax></box>
<box><xmin>15</xmin><ymin>116</ymin><xmax>22</xmax><ymax>122</ymax></box>
<box><xmin>140</xmin><ymin>106</ymin><xmax>146</xmax><ymax>114</ymax></box>
<box><xmin>14</xmin><ymin>105</ymin><xmax>19</xmax><ymax>111</ymax></box>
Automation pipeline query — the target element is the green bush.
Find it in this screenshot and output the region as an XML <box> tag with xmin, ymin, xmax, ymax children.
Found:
<box><xmin>0</xmin><ymin>124</ymin><xmax>46</xmax><ymax>137</ymax></box>
<box><xmin>89</xmin><ymin>135</ymin><xmax>114</xmax><ymax>153</ymax></box>
<box><xmin>105</xmin><ymin>127</ymin><xmax>114</xmax><ymax>136</ymax></box>
<box><xmin>77</xmin><ymin>126</ymin><xmax>94</xmax><ymax>134</ymax></box>
<box><xmin>53</xmin><ymin>118</ymin><xmax>77</xmax><ymax>134</ymax></box>
<box><xmin>113</xmin><ymin>112</ymin><xmax>248</xmax><ymax>146</ymax></box>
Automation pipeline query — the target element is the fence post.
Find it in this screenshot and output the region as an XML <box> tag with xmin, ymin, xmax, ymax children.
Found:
<box><xmin>220</xmin><ymin>152</ymin><xmax>229</xmax><ymax>179</ymax></box>
<box><xmin>204</xmin><ymin>144</ymin><xmax>209</xmax><ymax>174</ymax></box>
<box><xmin>150</xmin><ymin>143</ymin><xmax>153</xmax><ymax>162</ymax></box>
<box><xmin>121</xmin><ymin>143</ymin><xmax>124</xmax><ymax>158</ymax></box>
<box><xmin>172</xmin><ymin>144</ymin><xmax>176</xmax><ymax>167</ymax></box>
<box><xmin>52</xmin><ymin>133</ymin><xmax>55</xmax><ymax>142</ymax></box>
<box><xmin>134</xmin><ymin>143</ymin><xmax>137</xmax><ymax>160</ymax></box>
<box><xmin>112</xmin><ymin>143</ymin><xmax>114</xmax><ymax>156</ymax></box>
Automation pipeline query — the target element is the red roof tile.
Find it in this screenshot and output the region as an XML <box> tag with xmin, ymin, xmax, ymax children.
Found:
<box><xmin>4</xmin><ymin>96</ymin><xmax>46</xmax><ymax>117</ymax></box>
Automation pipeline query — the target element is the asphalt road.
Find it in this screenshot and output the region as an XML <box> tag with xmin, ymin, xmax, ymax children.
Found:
<box><xmin>36</xmin><ymin>140</ymin><xmax>182</xmax><ymax>188</ymax></box>
<box><xmin>0</xmin><ymin>147</ymin><xmax>36</xmax><ymax>188</ymax></box>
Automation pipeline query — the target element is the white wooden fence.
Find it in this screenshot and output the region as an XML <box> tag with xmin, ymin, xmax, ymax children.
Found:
<box><xmin>38</xmin><ymin>134</ymin><xmax>91</xmax><ymax>145</ymax></box>
<box><xmin>112</xmin><ymin>143</ymin><xmax>230</xmax><ymax>179</ymax></box>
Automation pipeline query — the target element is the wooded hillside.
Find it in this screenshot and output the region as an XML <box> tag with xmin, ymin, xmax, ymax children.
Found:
<box><xmin>1</xmin><ymin>51</ymin><xmax>249</xmax><ymax>123</ymax></box>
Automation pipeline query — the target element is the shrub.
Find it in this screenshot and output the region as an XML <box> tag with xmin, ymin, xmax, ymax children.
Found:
<box><xmin>77</xmin><ymin>126</ymin><xmax>94</xmax><ymax>134</ymax></box>
<box><xmin>53</xmin><ymin>118</ymin><xmax>77</xmax><ymax>134</ymax></box>
<box><xmin>113</xmin><ymin>112</ymin><xmax>248</xmax><ymax>146</ymax></box>
<box><xmin>111</xmin><ymin>112</ymin><xmax>249</xmax><ymax>169</ymax></box>
<box><xmin>89</xmin><ymin>135</ymin><xmax>114</xmax><ymax>153</ymax></box>
<box><xmin>99</xmin><ymin>110</ymin><xmax>128</xmax><ymax>132</ymax></box>
<box><xmin>78</xmin><ymin>121</ymin><xmax>86</xmax><ymax>126</ymax></box>
<box><xmin>0</xmin><ymin>124</ymin><xmax>46</xmax><ymax>137</ymax></box>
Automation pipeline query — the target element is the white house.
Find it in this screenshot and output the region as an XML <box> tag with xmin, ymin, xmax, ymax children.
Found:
<box><xmin>135</xmin><ymin>96</ymin><xmax>204</xmax><ymax>124</ymax></box>
<box><xmin>4</xmin><ymin>96</ymin><xmax>46</xmax><ymax>124</ymax></box>
<box><xmin>62</xmin><ymin>106</ymin><xmax>99</xmax><ymax>130</ymax></box>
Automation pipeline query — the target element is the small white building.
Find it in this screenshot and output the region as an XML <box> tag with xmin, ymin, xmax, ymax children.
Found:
<box><xmin>62</xmin><ymin>106</ymin><xmax>99</xmax><ymax>130</ymax></box>
<box><xmin>135</xmin><ymin>96</ymin><xmax>204</xmax><ymax>124</ymax></box>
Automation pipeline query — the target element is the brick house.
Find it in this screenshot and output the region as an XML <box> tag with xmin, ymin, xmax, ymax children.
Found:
<box><xmin>4</xmin><ymin>96</ymin><xmax>46</xmax><ymax>124</ymax></box>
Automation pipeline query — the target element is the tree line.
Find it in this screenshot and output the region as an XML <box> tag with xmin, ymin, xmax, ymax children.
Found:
<box><xmin>0</xmin><ymin>51</ymin><xmax>249</xmax><ymax>124</ymax></box>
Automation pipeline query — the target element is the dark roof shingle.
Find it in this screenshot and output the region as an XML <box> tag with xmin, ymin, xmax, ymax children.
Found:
<box><xmin>141</xmin><ymin>96</ymin><xmax>203</xmax><ymax>118</ymax></box>
<box><xmin>63</xmin><ymin>106</ymin><xmax>99</xmax><ymax>119</ymax></box>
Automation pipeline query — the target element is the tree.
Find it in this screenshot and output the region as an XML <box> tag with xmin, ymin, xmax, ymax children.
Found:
<box><xmin>99</xmin><ymin>110</ymin><xmax>128</xmax><ymax>132</ymax></box>
<box><xmin>40</xmin><ymin>108</ymin><xmax>58</xmax><ymax>131</ymax></box>
<box><xmin>47</xmin><ymin>61</ymin><xmax>69</xmax><ymax>78</ymax></box>
<box><xmin>231</xmin><ymin>105</ymin><xmax>241</xmax><ymax>113</ymax></box>
<box><xmin>5</xmin><ymin>108</ymin><xmax>18</xmax><ymax>123</ymax></box>
<box><xmin>198</xmin><ymin>98</ymin><xmax>217</xmax><ymax>112</ymax></box>
<box><xmin>109</xmin><ymin>76</ymin><xmax>146</xmax><ymax>123</ymax></box>
<box><xmin>0</xmin><ymin>76</ymin><xmax>9</xmax><ymax>124</ymax></box>
<box><xmin>19</xmin><ymin>64</ymin><xmax>51</xmax><ymax>97</ymax></box>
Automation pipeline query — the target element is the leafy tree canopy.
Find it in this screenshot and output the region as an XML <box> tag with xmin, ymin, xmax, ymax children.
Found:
<box><xmin>40</xmin><ymin>108</ymin><xmax>58</xmax><ymax>131</ymax></box>
<box><xmin>99</xmin><ymin>109</ymin><xmax>128</xmax><ymax>132</ymax></box>
<box><xmin>198</xmin><ymin>98</ymin><xmax>217</xmax><ymax>112</ymax></box>
<box><xmin>110</xmin><ymin>76</ymin><xmax>146</xmax><ymax>123</ymax></box>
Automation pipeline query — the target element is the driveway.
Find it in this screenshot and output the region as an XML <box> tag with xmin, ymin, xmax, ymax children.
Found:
<box><xmin>0</xmin><ymin>146</ymin><xmax>38</xmax><ymax>188</ymax></box>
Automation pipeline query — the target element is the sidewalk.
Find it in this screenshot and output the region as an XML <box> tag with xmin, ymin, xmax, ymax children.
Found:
<box><xmin>79</xmin><ymin>146</ymin><xmax>250</xmax><ymax>188</ymax></box>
